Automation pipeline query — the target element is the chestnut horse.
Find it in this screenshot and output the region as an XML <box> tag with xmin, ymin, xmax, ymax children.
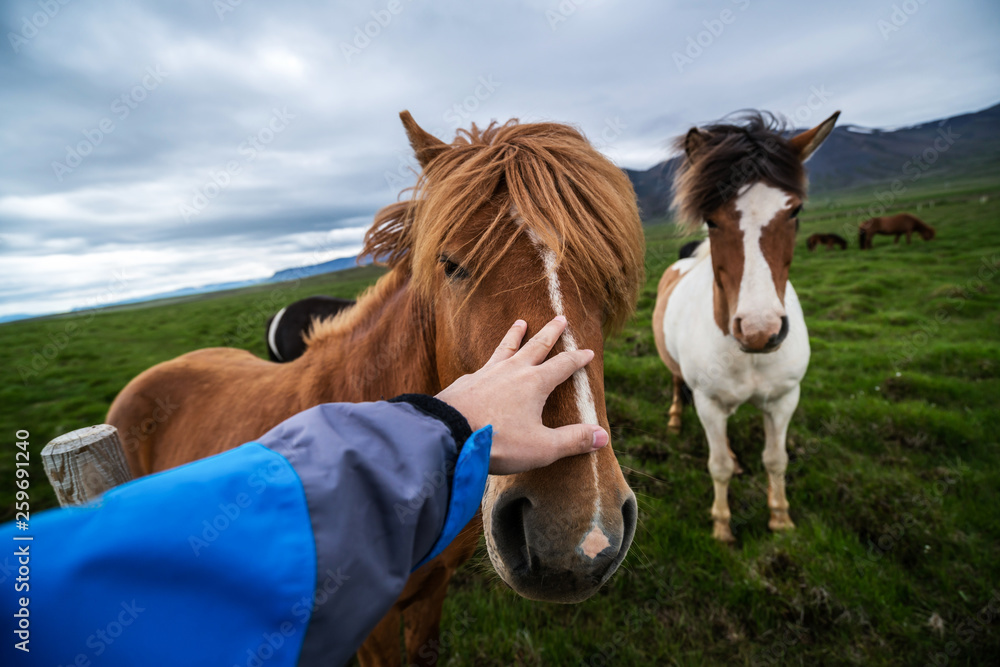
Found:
<box><xmin>859</xmin><ymin>213</ymin><xmax>935</xmax><ymax>249</ymax></box>
<box><xmin>107</xmin><ymin>112</ymin><xmax>644</xmax><ymax>665</ymax></box>
<box><xmin>652</xmin><ymin>111</ymin><xmax>839</xmax><ymax>542</ymax></box>
<box><xmin>806</xmin><ymin>232</ymin><xmax>847</xmax><ymax>251</ymax></box>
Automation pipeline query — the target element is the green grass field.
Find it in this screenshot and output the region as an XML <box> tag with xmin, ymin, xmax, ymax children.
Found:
<box><xmin>2</xmin><ymin>181</ymin><xmax>999</xmax><ymax>665</ymax></box>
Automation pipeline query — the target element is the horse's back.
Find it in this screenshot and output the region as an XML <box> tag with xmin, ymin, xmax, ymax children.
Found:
<box><xmin>653</xmin><ymin>254</ymin><xmax>704</xmax><ymax>376</ymax></box>
<box><xmin>107</xmin><ymin>347</ymin><xmax>292</xmax><ymax>476</ymax></box>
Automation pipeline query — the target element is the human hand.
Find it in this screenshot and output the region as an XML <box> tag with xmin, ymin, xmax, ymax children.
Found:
<box><xmin>435</xmin><ymin>316</ymin><xmax>609</xmax><ymax>475</ymax></box>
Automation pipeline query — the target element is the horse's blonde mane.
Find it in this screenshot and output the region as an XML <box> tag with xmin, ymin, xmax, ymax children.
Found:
<box><xmin>354</xmin><ymin>118</ymin><xmax>645</xmax><ymax>336</ymax></box>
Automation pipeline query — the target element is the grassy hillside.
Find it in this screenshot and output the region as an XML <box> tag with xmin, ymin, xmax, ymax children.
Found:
<box><xmin>2</xmin><ymin>183</ymin><xmax>998</xmax><ymax>664</ymax></box>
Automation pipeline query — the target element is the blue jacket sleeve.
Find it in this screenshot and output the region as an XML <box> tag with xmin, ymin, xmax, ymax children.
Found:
<box><xmin>1</xmin><ymin>398</ymin><xmax>491</xmax><ymax>667</ymax></box>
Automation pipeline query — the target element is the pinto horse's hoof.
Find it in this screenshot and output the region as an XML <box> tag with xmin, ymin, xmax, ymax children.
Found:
<box><xmin>768</xmin><ymin>512</ymin><xmax>796</xmax><ymax>532</ymax></box>
<box><xmin>712</xmin><ymin>521</ymin><xmax>735</xmax><ymax>543</ymax></box>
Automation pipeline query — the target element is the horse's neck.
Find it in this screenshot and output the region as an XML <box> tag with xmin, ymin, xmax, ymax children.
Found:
<box><xmin>296</xmin><ymin>271</ymin><xmax>440</xmax><ymax>404</ymax></box>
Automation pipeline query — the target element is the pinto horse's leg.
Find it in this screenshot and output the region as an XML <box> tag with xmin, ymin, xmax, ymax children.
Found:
<box><xmin>668</xmin><ymin>374</ymin><xmax>684</xmax><ymax>433</ymax></box>
<box><xmin>727</xmin><ymin>438</ymin><xmax>744</xmax><ymax>475</ymax></box>
<box><xmin>694</xmin><ymin>392</ymin><xmax>735</xmax><ymax>542</ymax></box>
<box><xmin>761</xmin><ymin>386</ymin><xmax>800</xmax><ymax>532</ymax></box>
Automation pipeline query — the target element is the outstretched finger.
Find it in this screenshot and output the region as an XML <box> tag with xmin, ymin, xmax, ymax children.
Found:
<box><xmin>536</xmin><ymin>348</ymin><xmax>595</xmax><ymax>392</ymax></box>
<box><xmin>486</xmin><ymin>320</ymin><xmax>527</xmax><ymax>366</ymax></box>
<box><xmin>542</xmin><ymin>424</ymin><xmax>609</xmax><ymax>467</ymax></box>
<box><xmin>516</xmin><ymin>316</ymin><xmax>567</xmax><ymax>365</ymax></box>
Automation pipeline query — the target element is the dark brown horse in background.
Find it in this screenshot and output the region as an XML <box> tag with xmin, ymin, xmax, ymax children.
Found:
<box><xmin>859</xmin><ymin>213</ymin><xmax>935</xmax><ymax>249</ymax></box>
<box><xmin>807</xmin><ymin>233</ymin><xmax>847</xmax><ymax>251</ymax></box>
<box><xmin>107</xmin><ymin>111</ymin><xmax>645</xmax><ymax>666</ymax></box>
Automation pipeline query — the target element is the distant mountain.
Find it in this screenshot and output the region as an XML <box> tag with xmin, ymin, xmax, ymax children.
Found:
<box><xmin>9</xmin><ymin>255</ymin><xmax>370</xmax><ymax>323</ymax></box>
<box><xmin>114</xmin><ymin>254</ymin><xmax>372</xmax><ymax>306</ymax></box>
<box><xmin>267</xmin><ymin>254</ymin><xmax>372</xmax><ymax>283</ymax></box>
<box><xmin>625</xmin><ymin>101</ymin><xmax>1000</xmax><ymax>220</ymax></box>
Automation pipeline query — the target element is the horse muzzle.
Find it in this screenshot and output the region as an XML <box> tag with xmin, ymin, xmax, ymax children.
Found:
<box><xmin>486</xmin><ymin>489</ymin><xmax>637</xmax><ymax>603</ymax></box>
<box><xmin>734</xmin><ymin>315</ymin><xmax>788</xmax><ymax>353</ymax></box>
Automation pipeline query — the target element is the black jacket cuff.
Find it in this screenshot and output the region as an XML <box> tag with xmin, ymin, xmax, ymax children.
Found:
<box><xmin>388</xmin><ymin>394</ymin><xmax>473</xmax><ymax>450</ymax></box>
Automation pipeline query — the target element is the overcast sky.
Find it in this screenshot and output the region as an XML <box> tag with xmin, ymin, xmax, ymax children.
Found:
<box><xmin>2</xmin><ymin>0</ymin><xmax>997</xmax><ymax>319</ymax></box>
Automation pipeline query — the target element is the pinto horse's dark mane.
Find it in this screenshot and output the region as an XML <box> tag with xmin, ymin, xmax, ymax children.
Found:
<box><xmin>672</xmin><ymin>111</ymin><xmax>807</xmax><ymax>230</ymax></box>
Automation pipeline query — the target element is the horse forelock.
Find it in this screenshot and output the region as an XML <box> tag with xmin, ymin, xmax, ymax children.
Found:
<box><xmin>671</xmin><ymin>111</ymin><xmax>806</xmax><ymax>232</ymax></box>
<box><xmin>362</xmin><ymin>118</ymin><xmax>645</xmax><ymax>336</ymax></box>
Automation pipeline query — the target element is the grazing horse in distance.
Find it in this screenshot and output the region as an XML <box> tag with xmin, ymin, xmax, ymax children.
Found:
<box><xmin>265</xmin><ymin>296</ymin><xmax>356</xmax><ymax>362</ymax></box>
<box><xmin>653</xmin><ymin>110</ymin><xmax>839</xmax><ymax>542</ymax></box>
<box><xmin>807</xmin><ymin>232</ymin><xmax>847</xmax><ymax>251</ymax></box>
<box><xmin>107</xmin><ymin>112</ymin><xmax>645</xmax><ymax>665</ymax></box>
<box><xmin>859</xmin><ymin>213</ymin><xmax>935</xmax><ymax>249</ymax></box>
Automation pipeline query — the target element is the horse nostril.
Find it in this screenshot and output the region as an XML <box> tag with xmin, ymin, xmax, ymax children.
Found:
<box><xmin>733</xmin><ymin>317</ymin><xmax>743</xmax><ymax>336</ymax></box>
<box><xmin>493</xmin><ymin>496</ymin><xmax>533</xmax><ymax>575</ymax></box>
<box><xmin>620</xmin><ymin>494</ymin><xmax>637</xmax><ymax>550</ymax></box>
<box><xmin>769</xmin><ymin>316</ymin><xmax>789</xmax><ymax>346</ymax></box>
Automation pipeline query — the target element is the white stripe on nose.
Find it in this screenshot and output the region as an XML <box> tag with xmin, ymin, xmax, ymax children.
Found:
<box><xmin>515</xmin><ymin>209</ymin><xmax>604</xmax><ymax>547</ymax></box>
<box><xmin>734</xmin><ymin>182</ymin><xmax>790</xmax><ymax>333</ymax></box>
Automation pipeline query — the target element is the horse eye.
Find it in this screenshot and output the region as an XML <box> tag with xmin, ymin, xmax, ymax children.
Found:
<box><xmin>439</xmin><ymin>255</ymin><xmax>468</xmax><ymax>280</ymax></box>
<box><xmin>790</xmin><ymin>206</ymin><xmax>802</xmax><ymax>218</ymax></box>
<box><xmin>705</xmin><ymin>219</ymin><xmax>718</xmax><ymax>230</ymax></box>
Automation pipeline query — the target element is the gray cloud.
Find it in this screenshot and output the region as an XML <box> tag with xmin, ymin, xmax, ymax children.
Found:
<box><xmin>2</xmin><ymin>0</ymin><xmax>998</xmax><ymax>317</ymax></box>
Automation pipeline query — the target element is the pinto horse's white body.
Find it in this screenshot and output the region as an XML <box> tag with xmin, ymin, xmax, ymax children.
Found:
<box><xmin>654</xmin><ymin>110</ymin><xmax>839</xmax><ymax>541</ymax></box>
<box><xmin>663</xmin><ymin>245</ymin><xmax>809</xmax><ymax>413</ymax></box>
<box><xmin>659</xmin><ymin>240</ymin><xmax>809</xmax><ymax>540</ymax></box>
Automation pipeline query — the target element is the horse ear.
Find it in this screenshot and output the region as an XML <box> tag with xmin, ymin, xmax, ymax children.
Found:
<box><xmin>788</xmin><ymin>111</ymin><xmax>840</xmax><ymax>162</ymax></box>
<box><xmin>684</xmin><ymin>127</ymin><xmax>708</xmax><ymax>157</ymax></box>
<box><xmin>399</xmin><ymin>110</ymin><xmax>448</xmax><ymax>168</ymax></box>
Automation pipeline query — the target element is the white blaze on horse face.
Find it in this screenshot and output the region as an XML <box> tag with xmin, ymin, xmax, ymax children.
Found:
<box><xmin>513</xmin><ymin>209</ymin><xmax>608</xmax><ymax>558</ymax></box>
<box><xmin>535</xmin><ymin>242</ymin><xmax>607</xmax><ymax>557</ymax></box>
<box><xmin>733</xmin><ymin>182</ymin><xmax>791</xmax><ymax>333</ymax></box>
<box><xmin>534</xmin><ymin>240</ymin><xmax>600</xmax><ymax>428</ymax></box>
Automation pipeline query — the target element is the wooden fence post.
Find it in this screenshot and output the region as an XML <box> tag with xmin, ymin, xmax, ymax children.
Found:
<box><xmin>41</xmin><ymin>424</ymin><xmax>134</xmax><ymax>507</ymax></box>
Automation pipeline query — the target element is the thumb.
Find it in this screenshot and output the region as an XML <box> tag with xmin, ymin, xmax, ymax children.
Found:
<box><xmin>545</xmin><ymin>424</ymin><xmax>609</xmax><ymax>464</ymax></box>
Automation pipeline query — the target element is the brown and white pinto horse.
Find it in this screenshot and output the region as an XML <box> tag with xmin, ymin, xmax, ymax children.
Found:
<box><xmin>859</xmin><ymin>213</ymin><xmax>935</xmax><ymax>249</ymax></box>
<box><xmin>652</xmin><ymin>111</ymin><xmax>839</xmax><ymax>542</ymax></box>
<box><xmin>107</xmin><ymin>112</ymin><xmax>644</xmax><ymax>665</ymax></box>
